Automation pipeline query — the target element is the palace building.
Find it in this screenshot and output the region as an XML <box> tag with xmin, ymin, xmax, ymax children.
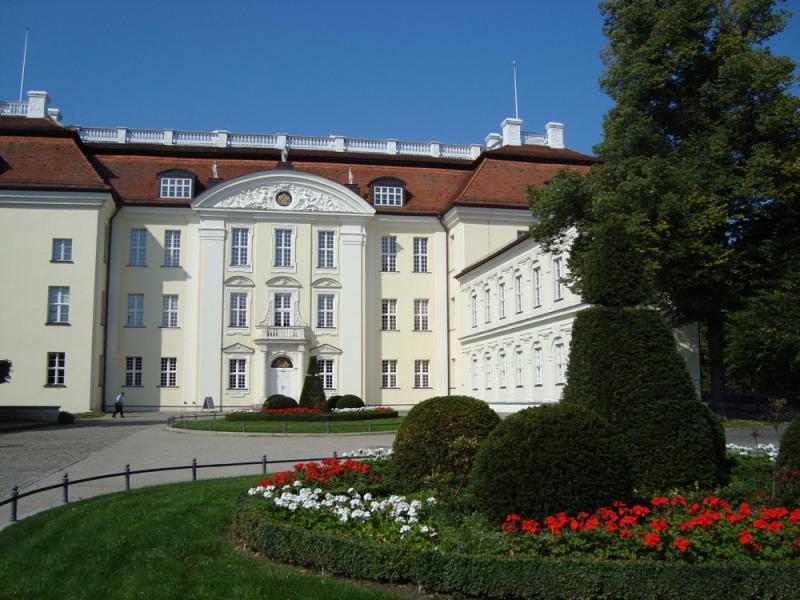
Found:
<box><xmin>0</xmin><ymin>91</ymin><xmax>700</xmax><ymax>414</ymax></box>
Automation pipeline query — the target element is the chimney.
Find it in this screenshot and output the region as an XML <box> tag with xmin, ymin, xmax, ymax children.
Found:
<box><xmin>546</xmin><ymin>122</ymin><xmax>565</xmax><ymax>149</ymax></box>
<box><xmin>484</xmin><ymin>132</ymin><xmax>502</xmax><ymax>149</ymax></box>
<box><xmin>501</xmin><ymin>117</ymin><xmax>523</xmax><ymax>146</ymax></box>
<box><xmin>26</xmin><ymin>91</ymin><xmax>49</xmax><ymax>119</ymax></box>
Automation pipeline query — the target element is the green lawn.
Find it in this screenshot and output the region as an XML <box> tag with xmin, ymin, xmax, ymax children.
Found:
<box><xmin>173</xmin><ymin>417</ymin><xmax>403</xmax><ymax>434</ymax></box>
<box><xmin>0</xmin><ymin>477</ymin><xmax>408</xmax><ymax>599</ymax></box>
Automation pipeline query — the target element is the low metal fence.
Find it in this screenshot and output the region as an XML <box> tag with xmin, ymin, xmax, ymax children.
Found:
<box><xmin>166</xmin><ymin>412</ymin><xmax>398</xmax><ymax>434</ymax></box>
<box><xmin>0</xmin><ymin>453</ymin><xmax>339</xmax><ymax>524</ymax></box>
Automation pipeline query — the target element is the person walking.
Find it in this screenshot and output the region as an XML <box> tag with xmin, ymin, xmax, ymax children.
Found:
<box><xmin>112</xmin><ymin>391</ymin><xmax>125</xmax><ymax>418</ymax></box>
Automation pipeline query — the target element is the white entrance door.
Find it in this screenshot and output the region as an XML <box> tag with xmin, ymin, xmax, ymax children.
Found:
<box><xmin>272</xmin><ymin>368</ymin><xmax>294</xmax><ymax>397</ymax></box>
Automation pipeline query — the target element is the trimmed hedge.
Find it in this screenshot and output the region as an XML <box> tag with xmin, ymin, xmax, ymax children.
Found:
<box><xmin>777</xmin><ymin>412</ymin><xmax>800</xmax><ymax>470</ymax></box>
<box><xmin>469</xmin><ymin>404</ymin><xmax>633</xmax><ymax>521</ymax></box>
<box><xmin>57</xmin><ymin>411</ymin><xmax>75</xmax><ymax>425</ymax></box>
<box><xmin>263</xmin><ymin>394</ymin><xmax>297</xmax><ymax>410</ymax></box>
<box><xmin>337</xmin><ymin>394</ymin><xmax>365</xmax><ymax>409</ymax></box>
<box><xmin>299</xmin><ymin>356</ymin><xmax>326</xmax><ymax>411</ymax></box>
<box><xmin>233</xmin><ymin>504</ymin><xmax>800</xmax><ymax>599</ymax></box>
<box><xmin>325</xmin><ymin>395</ymin><xmax>342</xmax><ymax>412</ymax></box>
<box><xmin>562</xmin><ymin>307</ymin><xmax>728</xmax><ymax>491</ymax></box>
<box><xmin>392</xmin><ymin>396</ymin><xmax>499</xmax><ymax>491</ymax></box>
<box><xmin>225</xmin><ymin>409</ymin><xmax>398</xmax><ymax>422</ymax></box>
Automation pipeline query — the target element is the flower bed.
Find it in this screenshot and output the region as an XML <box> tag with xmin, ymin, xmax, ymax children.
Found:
<box><xmin>224</xmin><ymin>407</ymin><xmax>399</xmax><ymax>422</ymax></box>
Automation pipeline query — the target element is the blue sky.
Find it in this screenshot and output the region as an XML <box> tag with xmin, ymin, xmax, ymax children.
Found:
<box><xmin>2</xmin><ymin>1</ymin><xmax>798</xmax><ymax>155</ymax></box>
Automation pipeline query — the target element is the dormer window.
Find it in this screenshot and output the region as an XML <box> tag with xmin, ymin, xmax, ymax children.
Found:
<box><xmin>158</xmin><ymin>169</ymin><xmax>195</xmax><ymax>199</ymax></box>
<box><xmin>371</xmin><ymin>177</ymin><xmax>406</xmax><ymax>207</ymax></box>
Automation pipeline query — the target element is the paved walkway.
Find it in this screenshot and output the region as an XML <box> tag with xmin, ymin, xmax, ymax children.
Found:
<box><xmin>0</xmin><ymin>412</ymin><xmax>395</xmax><ymax>528</ymax></box>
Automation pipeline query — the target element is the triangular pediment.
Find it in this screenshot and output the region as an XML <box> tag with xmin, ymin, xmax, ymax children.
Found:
<box><xmin>192</xmin><ymin>170</ymin><xmax>375</xmax><ymax>215</ymax></box>
<box><xmin>310</xmin><ymin>344</ymin><xmax>342</xmax><ymax>355</ymax></box>
<box><xmin>223</xmin><ymin>343</ymin><xmax>254</xmax><ymax>354</ymax></box>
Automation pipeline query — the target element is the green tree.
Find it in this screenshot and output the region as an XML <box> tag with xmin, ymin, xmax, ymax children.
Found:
<box><xmin>531</xmin><ymin>0</ymin><xmax>800</xmax><ymax>414</ymax></box>
<box><xmin>298</xmin><ymin>356</ymin><xmax>326</xmax><ymax>411</ymax></box>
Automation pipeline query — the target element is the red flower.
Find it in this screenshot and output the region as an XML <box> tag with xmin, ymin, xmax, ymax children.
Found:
<box><xmin>788</xmin><ymin>509</ymin><xmax>800</xmax><ymax>525</ymax></box>
<box><xmin>651</xmin><ymin>496</ymin><xmax>668</xmax><ymax>507</ymax></box>
<box><xmin>619</xmin><ymin>528</ymin><xmax>633</xmax><ymax>539</ymax></box>
<box><xmin>649</xmin><ymin>519</ymin><xmax>668</xmax><ymax>532</ymax></box>
<box><xmin>670</xmin><ymin>495</ymin><xmax>687</xmax><ymax>507</ymax></box>
<box><xmin>738</xmin><ymin>530</ymin><xmax>753</xmax><ymax>545</ymax></box>
<box><xmin>643</xmin><ymin>533</ymin><xmax>660</xmax><ymax>548</ymax></box>
<box><xmin>673</xmin><ymin>537</ymin><xmax>690</xmax><ymax>552</ymax></box>
<box><xmin>792</xmin><ymin>539</ymin><xmax>800</xmax><ymax>549</ymax></box>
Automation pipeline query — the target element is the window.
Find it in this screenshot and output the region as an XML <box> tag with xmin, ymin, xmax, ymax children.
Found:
<box><xmin>229</xmin><ymin>292</ymin><xmax>248</xmax><ymax>328</ymax></box>
<box><xmin>161</xmin><ymin>295</ymin><xmax>178</xmax><ymax>328</ymax></box>
<box><xmin>413</xmin><ymin>299</ymin><xmax>429</xmax><ymax>331</ymax></box>
<box><xmin>229</xmin><ymin>358</ymin><xmax>247</xmax><ymax>390</ymax></box>
<box><xmin>414</xmin><ymin>360</ymin><xmax>430</xmax><ymax>388</ymax></box>
<box><xmin>499</xmin><ymin>352</ymin><xmax>507</xmax><ymax>387</ymax></box>
<box><xmin>555</xmin><ymin>342</ymin><xmax>566</xmax><ymax>384</ymax></box>
<box><xmin>317</xmin><ymin>294</ymin><xmax>335</xmax><ymax>328</ymax></box>
<box><xmin>471</xmin><ymin>356</ymin><xmax>478</xmax><ymax>390</ymax></box>
<box><xmin>46</xmin><ymin>352</ymin><xmax>65</xmax><ymax>386</ymax></box>
<box><xmin>317</xmin><ymin>359</ymin><xmax>334</xmax><ymax>390</ymax></box>
<box><xmin>47</xmin><ymin>286</ymin><xmax>70</xmax><ymax>323</ymax></box>
<box><xmin>381</xmin><ymin>360</ymin><xmax>398</xmax><ymax>388</ymax></box>
<box><xmin>164</xmin><ymin>230</ymin><xmax>181</xmax><ymax>267</ymax></box>
<box><xmin>373</xmin><ymin>185</ymin><xmax>404</xmax><ymax>206</ymax></box>
<box><xmin>230</xmin><ymin>228</ymin><xmax>249</xmax><ymax>266</ymax></box>
<box><xmin>125</xmin><ymin>356</ymin><xmax>143</xmax><ymax>387</ymax></box>
<box><xmin>381</xmin><ymin>236</ymin><xmax>397</xmax><ymax>272</ymax></box>
<box><xmin>514</xmin><ymin>274</ymin><xmax>523</xmax><ymax>313</ymax></box>
<box><xmin>159</xmin><ymin>176</ymin><xmax>192</xmax><ymax>199</ymax></box>
<box><xmin>317</xmin><ymin>230</ymin><xmax>335</xmax><ymax>269</ymax></box>
<box><xmin>471</xmin><ymin>294</ymin><xmax>478</xmax><ymax>328</ymax></box>
<box><xmin>515</xmin><ymin>348</ymin><xmax>524</xmax><ymax>387</ymax></box>
<box><xmin>129</xmin><ymin>229</ymin><xmax>147</xmax><ymax>266</ymax></box>
<box><xmin>274</xmin><ymin>293</ymin><xmax>292</xmax><ymax>326</ymax></box>
<box><xmin>381</xmin><ymin>299</ymin><xmax>397</xmax><ymax>331</ymax></box>
<box><xmin>160</xmin><ymin>357</ymin><xmax>177</xmax><ymax>387</ymax></box>
<box><xmin>413</xmin><ymin>237</ymin><xmax>428</xmax><ymax>273</ymax></box>
<box><xmin>499</xmin><ymin>282</ymin><xmax>506</xmax><ymax>319</ymax></box>
<box><xmin>485</xmin><ymin>355</ymin><xmax>493</xmax><ymax>389</ymax></box>
<box><xmin>533</xmin><ymin>267</ymin><xmax>542</xmax><ymax>307</ymax></box>
<box><xmin>534</xmin><ymin>347</ymin><xmax>544</xmax><ymax>386</ymax></box>
<box><xmin>554</xmin><ymin>258</ymin><xmax>564</xmax><ymax>301</ymax></box>
<box><xmin>274</xmin><ymin>229</ymin><xmax>293</xmax><ymax>268</ymax></box>
<box><xmin>127</xmin><ymin>294</ymin><xmax>144</xmax><ymax>327</ymax></box>
<box><xmin>484</xmin><ymin>288</ymin><xmax>491</xmax><ymax>323</ymax></box>
<box><xmin>52</xmin><ymin>239</ymin><xmax>72</xmax><ymax>262</ymax></box>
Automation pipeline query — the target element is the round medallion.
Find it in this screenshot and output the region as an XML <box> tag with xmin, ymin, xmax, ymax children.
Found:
<box><xmin>275</xmin><ymin>191</ymin><xmax>292</xmax><ymax>207</ymax></box>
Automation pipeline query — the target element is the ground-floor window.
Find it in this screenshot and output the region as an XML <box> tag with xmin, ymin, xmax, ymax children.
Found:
<box><xmin>228</xmin><ymin>358</ymin><xmax>247</xmax><ymax>390</ymax></box>
<box><xmin>126</xmin><ymin>356</ymin><xmax>142</xmax><ymax>386</ymax></box>
<box><xmin>381</xmin><ymin>360</ymin><xmax>397</xmax><ymax>388</ymax></box>
<box><xmin>46</xmin><ymin>352</ymin><xmax>65</xmax><ymax>386</ymax></box>
<box><xmin>317</xmin><ymin>358</ymin><xmax>334</xmax><ymax>390</ymax></box>
<box><xmin>160</xmin><ymin>357</ymin><xmax>177</xmax><ymax>387</ymax></box>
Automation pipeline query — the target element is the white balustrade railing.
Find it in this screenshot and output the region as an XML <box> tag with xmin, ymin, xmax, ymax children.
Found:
<box><xmin>440</xmin><ymin>143</ymin><xmax>473</xmax><ymax>159</ymax></box>
<box><xmin>174</xmin><ymin>130</ymin><xmax>214</xmax><ymax>145</ymax></box>
<box><xmin>345</xmin><ymin>138</ymin><xmax>387</xmax><ymax>153</ymax></box>
<box><xmin>258</xmin><ymin>325</ymin><xmax>305</xmax><ymax>340</ymax></box>
<box><xmin>396</xmin><ymin>141</ymin><xmax>430</xmax><ymax>155</ymax></box>
<box><xmin>287</xmin><ymin>135</ymin><xmax>333</xmax><ymax>150</ymax></box>
<box><xmin>127</xmin><ymin>129</ymin><xmax>164</xmax><ymax>143</ymax></box>
<box><xmin>229</xmin><ymin>132</ymin><xmax>279</xmax><ymax>147</ymax></box>
<box><xmin>0</xmin><ymin>101</ymin><xmax>28</xmax><ymax>116</ymax></box>
<box><xmin>78</xmin><ymin>127</ymin><xmax>117</xmax><ymax>142</ymax></box>
<box><xmin>522</xmin><ymin>131</ymin><xmax>548</xmax><ymax>145</ymax></box>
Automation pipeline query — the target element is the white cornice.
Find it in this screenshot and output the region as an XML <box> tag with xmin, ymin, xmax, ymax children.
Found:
<box><xmin>441</xmin><ymin>206</ymin><xmax>534</xmax><ymax>229</ymax></box>
<box><xmin>0</xmin><ymin>190</ymin><xmax>113</xmax><ymax>209</ymax></box>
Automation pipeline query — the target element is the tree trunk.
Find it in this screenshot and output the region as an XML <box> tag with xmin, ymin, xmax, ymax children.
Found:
<box><xmin>706</xmin><ymin>313</ymin><xmax>727</xmax><ymax>419</ymax></box>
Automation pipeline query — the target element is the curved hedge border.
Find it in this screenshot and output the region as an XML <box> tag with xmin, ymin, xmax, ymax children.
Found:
<box><xmin>234</xmin><ymin>501</ymin><xmax>800</xmax><ymax>600</ymax></box>
<box><xmin>225</xmin><ymin>410</ymin><xmax>399</xmax><ymax>422</ymax></box>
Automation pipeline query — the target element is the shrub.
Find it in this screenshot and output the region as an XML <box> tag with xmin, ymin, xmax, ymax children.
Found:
<box><xmin>777</xmin><ymin>412</ymin><xmax>800</xmax><ymax>470</ymax></box>
<box><xmin>325</xmin><ymin>395</ymin><xmax>342</xmax><ymax>412</ymax></box>
<box><xmin>337</xmin><ymin>394</ymin><xmax>364</xmax><ymax>409</ymax></box>
<box><xmin>263</xmin><ymin>394</ymin><xmax>297</xmax><ymax>410</ymax></box>
<box><xmin>562</xmin><ymin>307</ymin><xmax>728</xmax><ymax>491</ymax></box>
<box><xmin>392</xmin><ymin>395</ymin><xmax>499</xmax><ymax>492</ymax></box>
<box><xmin>57</xmin><ymin>411</ymin><xmax>75</xmax><ymax>425</ymax></box>
<box><xmin>299</xmin><ymin>356</ymin><xmax>326</xmax><ymax>410</ymax></box>
<box><xmin>469</xmin><ymin>404</ymin><xmax>632</xmax><ymax>521</ymax></box>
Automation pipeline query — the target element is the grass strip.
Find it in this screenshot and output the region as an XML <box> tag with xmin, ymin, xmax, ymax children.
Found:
<box><xmin>174</xmin><ymin>417</ymin><xmax>403</xmax><ymax>434</ymax></box>
<box><xmin>0</xmin><ymin>477</ymin><xmax>407</xmax><ymax>599</ymax></box>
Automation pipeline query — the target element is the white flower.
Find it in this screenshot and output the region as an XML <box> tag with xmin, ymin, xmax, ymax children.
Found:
<box><xmin>420</xmin><ymin>526</ymin><xmax>429</xmax><ymax>533</ymax></box>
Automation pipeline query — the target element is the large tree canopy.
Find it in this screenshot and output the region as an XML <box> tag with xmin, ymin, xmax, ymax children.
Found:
<box><xmin>530</xmin><ymin>0</ymin><xmax>800</xmax><ymax>412</ymax></box>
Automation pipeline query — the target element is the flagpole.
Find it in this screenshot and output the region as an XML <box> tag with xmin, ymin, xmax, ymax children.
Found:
<box><xmin>512</xmin><ymin>60</ymin><xmax>519</xmax><ymax>119</ymax></box>
<box><xmin>19</xmin><ymin>29</ymin><xmax>29</xmax><ymax>102</ymax></box>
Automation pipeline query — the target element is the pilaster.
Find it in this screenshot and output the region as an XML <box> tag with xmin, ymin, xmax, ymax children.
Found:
<box><xmin>198</xmin><ymin>218</ymin><xmax>226</xmax><ymax>406</ymax></box>
<box><xmin>339</xmin><ymin>223</ymin><xmax>367</xmax><ymax>398</ymax></box>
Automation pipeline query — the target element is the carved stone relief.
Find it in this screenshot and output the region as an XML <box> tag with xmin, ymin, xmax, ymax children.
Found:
<box><xmin>216</xmin><ymin>183</ymin><xmax>349</xmax><ymax>213</ymax></box>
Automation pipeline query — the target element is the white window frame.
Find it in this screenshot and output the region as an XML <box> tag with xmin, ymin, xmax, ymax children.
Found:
<box><xmin>533</xmin><ymin>266</ymin><xmax>542</xmax><ymax>307</ymax></box>
<box><xmin>413</xmin><ymin>237</ymin><xmax>428</xmax><ymax>273</ymax></box>
<box><xmin>47</xmin><ymin>286</ymin><xmax>70</xmax><ymax>324</ymax></box>
<box><xmin>515</xmin><ymin>348</ymin><xmax>524</xmax><ymax>387</ymax></box>
<box><xmin>52</xmin><ymin>239</ymin><xmax>72</xmax><ymax>262</ymax></box>
<box><xmin>380</xmin><ymin>236</ymin><xmax>398</xmax><ymax>272</ymax></box>
<box><xmin>125</xmin><ymin>356</ymin><xmax>143</xmax><ymax>387</ymax></box>
<box><xmin>159</xmin><ymin>177</ymin><xmax>192</xmax><ymax>199</ymax></box>
<box><xmin>534</xmin><ymin>346</ymin><xmax>544</xmax><ymax>386</ymax></box>
<box><xmin>514</xmin><ymin>273</ymin><xmax>523</xmax><ymax>313</ymax></box>
<box><xmin>499</xmin><ymin>282</ymin><xmax>507</xmax><ymax>319</ymax></box>
<box><xmin>317</xmin><ymin>293</ymin><xmax>335</xmax><ymax>329</ymax></box>
<box><xmin>161</xmin><ymin>295</ymin><xmax>179</xmax><ymax>328</ymax></box>
<box><xmin>317</xmin><ymin>230</ymin><xmax>336</xmax><ymax>270</ymax></box>
<box><xmin>381</xmin><ymin>359</ymin><xmax>398</xmax><ymax>388</ymax></box>
<box><xmin>555</xmin><ymin>341</ymin><xmax>566</xmax><ymax>385</ymax></box>
<box><xmin>46</xmin><ymin>352</ymin><xmax>66</xmax><ymax>386</ymax></box>
<box><xmin>129</xmin><ymin>229</ymin><xmax>147</xmax><ymax>266</ymax></box>
<box><xmin>229</xmin><ymin>292</ymin><xmax>249</xmax><ymax>328</ymax></box>
<box><xmin>485</xmin><ymin>354</ymin><xmax>493</xmax><ymax>389</ymax></box>
<box><xmin>499</xmin><ymin>351</ymin><xmax>507</xmax><ymax>388</ymax></box>
<box><xmin>471</xmin><ymin>294</ymin><xmax>478</xmax><ymax>328</ymax></box>
<box><xmin>160</xmin><ymin>357</ymin><xmax>178</xmax><ymax>387</ymax></box>
<box><xmin>373</xmin><ymin>185</ymin><xmax>404</xmax><ymax>206</ymax></box>
<box><xmin>381</xmin><ymin>299</ymin><xmax>397</xmax><ymax>331</ymax></box>
<box><xmin>471</xmin><ymin>356</ymin><xmax>478</xmax><ymax>390</ymax></box>
<box><xmin>414</xmin><ymin>360</ymin><xmax>430</xmax><ymax>388</ymax></box>
<box><xmin>228</xmin><ymin>358</ymin><xmax>248</xmax><ymax>390</ymax></box>
<box><xmin>164</xmin><ymin>230</ymin><xmax>181</xmax><ymax>267</ymax></box>
<box><xmin>413</xmin><ymin>299</ymin><xmax>429</xmax><ymax>331</ymax></box>
<box><xmin>317</xmin><ymin>358</ymin><xmax>335</xmax><ymax>390</ymax></box>
<box><xmin>127</xmin><ymin>293</ymin><xmax>144</xmax><ymax>327</ymax></box>
<box><xmin>274</xmin><ymin>228</ymin><xmax>294</xmax><ymax>268</ymax></box>
<box><xmin>274</xmin><ymin>293</ymin><xmax>292</xmax><ymax>327</ymax></box>
<box><xmin>484</xmin><ymin>288</ymin><xmax>491</xmax><ymax>323</ymax></box>
<box><xmin>230</xmin><ymin>227</ymin><xmax>250</xmax><ymax>267</ymax></box>
<box><xmin>554</xmin><ymin>258</ymin><xmax>564</xmax><ymax>301</ymax></box>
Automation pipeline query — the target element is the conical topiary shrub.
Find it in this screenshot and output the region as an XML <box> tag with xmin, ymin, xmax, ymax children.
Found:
<box><xmin>299</xmin><ymin>356</ymin><xmax>326</xmax><ymax>411</ymax></box>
